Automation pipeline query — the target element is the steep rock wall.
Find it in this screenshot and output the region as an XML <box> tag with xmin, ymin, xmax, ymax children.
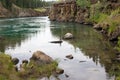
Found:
<box><xmin>49</xmin><ymin>0</ymin><xmax>120</xmax><ymax>23</ymax></box>
<box><xmin>49</xmin><ymin>0</ymin><xmax>120</xmax><ymax>45</ymax></box>
<box><xmin>49</xmin><ymin>1</ymin><xmax>90</xmax><ymax>24</ymax></box>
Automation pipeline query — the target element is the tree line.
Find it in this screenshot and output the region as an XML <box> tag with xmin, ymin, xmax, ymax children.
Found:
<box><xmin>0</xmin><ymin>0</ymin><xmax>51</xmax><ymax>10</ymax></box>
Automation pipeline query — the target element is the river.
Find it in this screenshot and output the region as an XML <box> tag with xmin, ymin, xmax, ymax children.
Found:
<box><xmin>0</xmin><ymin>17</ymin><xmax>117</xmax><ymax>80</ymax></box>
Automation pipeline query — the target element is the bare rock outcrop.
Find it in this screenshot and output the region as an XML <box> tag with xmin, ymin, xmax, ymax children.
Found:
<box><xmin>49</xmin><ymin>1</ymin><xmax>90</xmax><ymax>24</ymax></box>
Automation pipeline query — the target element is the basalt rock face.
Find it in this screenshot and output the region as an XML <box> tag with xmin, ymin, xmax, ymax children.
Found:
<box><xmin>49</xmin><ymin>0</ymin><xmax>120</xmax><ymax>23</ymax></box>
<box><xmin>49</xmin><ymin>0</ymin><xmax>120</xmax><ymax>45</ymax></box>
<box><xmin>49</xmin><ymin>1</ymin><xmax>90</xmax><ymax>24</ymax></box>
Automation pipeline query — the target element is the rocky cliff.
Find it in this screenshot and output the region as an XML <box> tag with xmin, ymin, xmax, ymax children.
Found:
<box><xmin>49</xmin><ymin>0</ymin><xmax>120</xmax><ymax>24</ymax></box>
<box><xmin>49</xmin><ymin>0</ymin><xmax>120</xmax><ymax>49</ymax></box>
<box><xmin>49</xmin><ymin>1</ymin><xmax>90</xmax><ymax>24</ymax></box>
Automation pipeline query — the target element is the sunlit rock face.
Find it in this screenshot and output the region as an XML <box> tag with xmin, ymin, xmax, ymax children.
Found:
<box><xmin>30</xmin><ymin>51</ymin><xmax>53</xmax><ymax>64</ymax></box>
<box><xmin>49</xmin><ymin>0</ymin><xmax>120</xmax><ymax>24</ymax></box>
<box><xmin>49</xmin><ymin>1</ymin><xmax>90</xmax><ymax>24</ymax></box>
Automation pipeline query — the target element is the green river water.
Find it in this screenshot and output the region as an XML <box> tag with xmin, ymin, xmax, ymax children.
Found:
<box><xmin>0</xmin><ymin>17</ymin><xmax>118</xmax><ymax>80</ymax></box>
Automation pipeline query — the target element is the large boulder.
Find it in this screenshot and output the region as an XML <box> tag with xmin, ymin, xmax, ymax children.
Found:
<box><xmin>30</xmin><ymin>51</ymin><xmax>53</xmax><ymax>64</ymax></box>
<box><xmin>63</xmin><ymin>33</ymin><xmax>74</xmax><ymax>39</ymax></box>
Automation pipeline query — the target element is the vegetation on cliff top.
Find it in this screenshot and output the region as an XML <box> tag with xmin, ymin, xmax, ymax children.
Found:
<box><xmin>76</xmin><ymin>1</ymin><xmax>120</xmax><ymax>79</ymax></box>
<box><xmin>77</xmin><ymin>0</ymin><xmax>120</xmax><ymax>46</ymax></box>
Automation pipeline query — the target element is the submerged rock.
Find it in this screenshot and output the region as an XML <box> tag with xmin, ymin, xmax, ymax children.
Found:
<box><xmin>63</xmin><ymin>33</ymin><xmax>74</xmax><ymax>39</ymax></box>
<box><xmin>30</xmin><ymin>51</ymin><xmax>53</xmax><ymax>64</ymax></box>
<box><xmin>66</xmin><ymin>54</ymin><xmax>73</xmax><ymax>59</ymax></box>
<box><xmin>65</xmin><ymin>74</ymin><xmax>69</xmax><ymax>78</ymax></box>
<box><xmin>79</xmin><ymin>61</ymin><xmax>86</xmax><ymax>63</ymax></box>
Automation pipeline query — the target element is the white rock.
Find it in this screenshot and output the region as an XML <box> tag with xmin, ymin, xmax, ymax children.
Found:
<box><xmin>64</xmin><ymin>33</ymin><xmax>74</xmax><ymax>39</ymax></box>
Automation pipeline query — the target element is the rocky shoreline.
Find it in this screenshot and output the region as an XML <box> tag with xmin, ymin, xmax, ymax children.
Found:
<box><xmin>49</xmin><ymin>0</ymin><xmax>120</xmax><ymax>48</ymax></box>
<box><xmin>0</xmin><ymin>51</ymin><xmax>64</xmax><ymax>80</ymax></box>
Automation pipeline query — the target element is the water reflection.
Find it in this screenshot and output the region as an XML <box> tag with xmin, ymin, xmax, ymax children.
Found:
<box><xmin>0</xmin><ymin>17</ymin><xmax>45</xmax><ymax>52</ymax></box>
<box><xmin>0</xmin><ymin>17</ymin><xmax>119</xmax><ymax>80</ymax></box>
<box><xmin>50</xmin><ymin>21</ymin><xmax>117</xmax><ymax>79</ymax></box>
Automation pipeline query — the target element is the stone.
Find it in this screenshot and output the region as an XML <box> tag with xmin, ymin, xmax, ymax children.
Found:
<box><xmin>12</xmin><ymin>58</ymin><xmax>19</xmax><ymax>65</ymax></box>
<box><xmin>13</xmin><ymin>65</ymin><xmax>18</xmax><ymax>72</ymax></box>
<box><xmin>56</xmin><ymin>68</ymin><xmax>64</xmax><ymax>74</ymax></box>
<box><xmin>109</xmin><ymin>27</ymin><xmax>120</xmax><ymax>42</ymax></box>
<box><xmin>22</xmin><ymin>59</ymin><xmax>28</xmax><ymax>64</ymax></box>
<box><xmin>19</xmin><ymin>63</ymin><xmax>27</xmax><ymax>72</ymax></box>
<box><xmin>30</xmin><ymin>51</ymin><xmax>53</xmax><ymax>64</ymax></box>
<box><xmin>93</xmin><ymin>24</ymin><xmax>102</xmax><ymax>31</ymax></box>
<box><xmin>100</xmin><ymin>30</ymin><xmax>107</xmax><ymax>34</ymax></box>
<box><xmin>66</xmin><ymin>54</ymin><xmax>73</xmax><ymax>59</ymax></box>
<box><xmin>63</xmin><ymin>33</ymin><xmax>74</xmax><ymax>39</ymax></box>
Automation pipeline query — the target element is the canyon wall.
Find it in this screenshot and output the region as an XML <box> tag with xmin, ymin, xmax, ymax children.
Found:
<box><xmin>49</xmin><ymin>1</ymin><xmax>90</xmax><ymax>24</ymax></box>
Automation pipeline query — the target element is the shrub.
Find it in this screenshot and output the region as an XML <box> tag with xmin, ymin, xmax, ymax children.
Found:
<box><xmin>88</xmin><ymin>2</ymin><xmax>108</xmax><ymax>23</ymax></box>
<box><xmin>76</xmin><ymin>0</ymin><xmax>91</xmax><ymax>8</ymax></box>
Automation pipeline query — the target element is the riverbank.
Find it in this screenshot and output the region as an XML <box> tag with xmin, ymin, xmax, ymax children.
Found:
<box><xmin>0</xmin><ymin>51</ymin><xmax>59</xmax><ymax>80</ymax></box>
<box><xmin>49</xmin><ymin>0</ymin><xmax>120</xmax><ymax>51</ymax></box>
